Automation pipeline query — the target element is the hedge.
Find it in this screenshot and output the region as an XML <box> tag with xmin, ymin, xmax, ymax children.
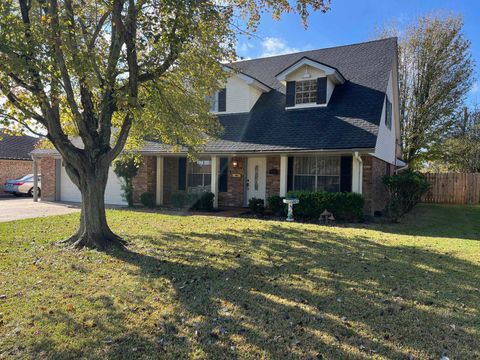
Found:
<box><xmin>286</xmin><ymin>191</ymin><xmax>364</xmax><ymax>222</ymax></box>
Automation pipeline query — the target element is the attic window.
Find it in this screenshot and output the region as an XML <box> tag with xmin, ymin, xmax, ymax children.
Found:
<box><xmin>295</xmin><ymin>80</ymin><xmax>317</xmax><ymax>105</ymax></box>
<box><xmin>385</xmin><ymin>97</ymin><xmax>392</xmax><ymax>129</ymax></box>
<box><xmin>208</xmin><ymin>88</ymin><xmax>226</xmax><ymax>112</ymax></box>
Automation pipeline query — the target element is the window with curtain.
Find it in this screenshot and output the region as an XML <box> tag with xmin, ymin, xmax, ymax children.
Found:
<box><xmin>187</xmin><ymin>159</ymin><xmax>211</xmax><ymax>192</ymax></box>
<box><xmin>293</xmin><ymin>156</ymin><xmax>341</xmax><ymax>192</ymax></box>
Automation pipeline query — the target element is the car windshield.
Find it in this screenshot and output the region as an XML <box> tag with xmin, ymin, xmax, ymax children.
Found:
<box><xmin>16</xmin><ymin>174</ymin><xmax>33</xmax><ymax>181</ymax></box>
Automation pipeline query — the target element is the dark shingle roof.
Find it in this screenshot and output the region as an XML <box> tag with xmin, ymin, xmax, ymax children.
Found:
<box><xmin>0</xmin><ymin>131</ymin><xmax>39</xmax><ymax>160</ymax></box>
<box><xmin>33</xmin><ymin>38</ymin><xmax>398</xmax><ymax>156</ymax></box>
<box><xmin>143</xmin><ymin>38</ymin><xmax>397</xmax><ymax>154</ymax></box>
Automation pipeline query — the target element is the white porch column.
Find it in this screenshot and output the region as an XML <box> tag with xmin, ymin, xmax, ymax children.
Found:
<box><xmin>211</xmin><ymin>155</ymin><xmax>219</xmax><ymax>208</ymax></box>
<box><xmin>279</xmin><ymin>155</ymin><xmax>288</xmax><ymax>197</ymax></box>
<box><xmin>156</xmin><ymin>156</ymin><xmax>164</xmax><ymax>205</ymax></box>
<box><xmin>32</xmin><ymin>158</ymin><xmax>39</xmax><ymax>202</ymax></box>
<box><xmin>352</xmin><ymin>152</ymin><xmax>363</xmax><ymax>194</ymax></box>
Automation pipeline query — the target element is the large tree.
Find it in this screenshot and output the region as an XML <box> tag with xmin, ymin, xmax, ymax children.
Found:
<box><xmin>379</xmin><ymin>14</ymin><xmax>474</xmax><ymax>167</ymax></box>
<box><xmin>0</xmin><ymin>0</ymin><xmax>330</xmax><ymax>249</ymax></box>
<box><xmin>432</xmin><ymin>106</ymin><xmax>480</xmax><ymax>172</ymax></box>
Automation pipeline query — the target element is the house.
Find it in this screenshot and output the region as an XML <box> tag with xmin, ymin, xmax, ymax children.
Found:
<box><xmin>31</xmin><ymin>38</ymin><xmax>402</xmax><ymax>215</ymax></box>
<box><xmin>0</xmin><ymin>131</ymin><xmax>39</xmax><ymax>192</ymax></box>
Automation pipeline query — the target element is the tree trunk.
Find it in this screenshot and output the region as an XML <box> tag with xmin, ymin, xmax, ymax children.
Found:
<box><xmin>62</xmin><ymin>161</ymin><xmax>126</xmax><ymax>250</ymax></box>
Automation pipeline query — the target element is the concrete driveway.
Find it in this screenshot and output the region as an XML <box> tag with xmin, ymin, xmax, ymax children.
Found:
<box><xmin>0</xmin><ymin>197</ymin><xmax>80</xmax><ymax>222</ymax></box>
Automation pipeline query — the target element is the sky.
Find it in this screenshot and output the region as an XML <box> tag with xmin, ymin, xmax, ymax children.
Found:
<box><xmin>236</xmin><ymin>0</ymin><xmax>480</xmax><ymax>105</ymax></box>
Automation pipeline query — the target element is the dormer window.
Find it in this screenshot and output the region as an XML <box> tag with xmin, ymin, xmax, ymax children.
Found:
<box><xmin>295</xmin><ymin>80</ymin><xmax>317</xmax><ymax>105</ymax></box>
<box><xmin>276</xmin><ymin>57</ymin><xmax>345</xmax><ymax>109</ymax></box>
<box><xmin>208</xmin><ymin>88</ymin><xmax>227</xmax><ymax>113</ymax></box>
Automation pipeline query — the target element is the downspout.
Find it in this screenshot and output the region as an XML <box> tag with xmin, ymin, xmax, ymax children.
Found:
<box><xmin>354</xmin><ymin>152</ymin><xmax>363</xmax><ymax>194</ymax></box>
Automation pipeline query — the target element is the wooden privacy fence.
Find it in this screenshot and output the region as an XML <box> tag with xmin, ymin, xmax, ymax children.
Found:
<box><xmin>422</xmin><ymin>173</ymin><xmax>480</xmax><ymax>204</ymax></box>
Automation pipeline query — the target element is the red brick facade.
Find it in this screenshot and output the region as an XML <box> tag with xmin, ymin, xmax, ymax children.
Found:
<box><xmin>362</xmin><ymin>155</ymin><xmax>393</xmax><ymax>215</ymax></box>
<box><xmin>218</xmin><ymin>157</ymin><xmax>246</xmax><ymax>207</ymax></box>
<box><xmin>163</xmin><ymin>157</ymin><xmax>179</xmax><ymax>204</ymax></box>
<box><xmin>39</xmin><ymin>157</ymin><xmax>56</xmax><ymax>201</ymax></box>
<box><xmin>132</xmin><ymin>156</ymin><xmax>157</xmax><ymax>204</ymax></box>
<box><xmin>266</xmin><ymin>156</ymin><xmax>280</xmax><ymax>199</ymax></box>
<box><xmin>0</xmin><ymin>159</ymin><xmax>34</xmax><ymax>193</ymax></box>
<box><xmin>35</xmin><ymin>154</ymin><xmax>393</xmax><ymax>215</ymax></box>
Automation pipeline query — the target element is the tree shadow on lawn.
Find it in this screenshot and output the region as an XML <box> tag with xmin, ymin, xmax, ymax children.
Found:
<box><xmin>354</xmin><ymin>204</ymin><xmax>480</xmax><ymax>241</ymax></box>
<box><xmin>24</xmin><ymin>224</ymin><xmax>480</xmax><ymax>359</ymax></box>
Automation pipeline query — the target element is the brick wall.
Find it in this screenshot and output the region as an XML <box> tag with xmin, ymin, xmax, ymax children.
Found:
<box><xmin>266</xmin><ymin>156</ymin><xmax>280</xmax><ymax>199</ymax></box>
<box><xmin>163</xmin><ymin>157</ymin><xmax>179</xmax><ymax>204</ymax></box>
<box><xmin>362</xmin><ymin>155</ymin><xmax>393</xmax><ymax>215</ymax></box>
<box><xmin>132</xmin><ymin>156</ymin><xmax>157</xmax><ymax>204</ymax></box>
<box><xmin>39</xmin><ymin>157</ymin><xmax>56</xmax><ymax>201</ymax></box>
<box><xmin>0</xmin><ymin>159</ymin><xmax>33</xmax><ymax>193</ymax></box>
<box><xmin>218</xmin><ymin>157</ymin><xmax>245</xmax><ymax>207</ymax></box>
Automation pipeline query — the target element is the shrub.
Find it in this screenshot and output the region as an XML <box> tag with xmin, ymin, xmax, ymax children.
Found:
<box><xmin>383</xmin><ymin>170</ymin><xmax>429</xmax><ymax>220</ymax></box>
<box><xmin>140</xmin><ymin>192</ymin><xmax>156</xmax><ymax>208</ymax></box>
<box><xmin>113</xmin><ymin>155</ymin><xmax>141</xmax><ymax>207</ymax></box>
<box><xmin>170</xmin><ymin>191</ymin><xmax>214</xmax><ymax>211</ymax></box>
<box><xmin>248</xmin><ymin>197</ymin><xmax>265</xmax><ymax>215</ymax></box>
<box><xmin>286</xmin><ymin>191</ymin><xmax>364</xmax><ymax>222</ymax></box>
<box><xmin>171</xmin><ymin>191</ymin><xmax>187</xmax><ymax>209</ymax></box>
<box><xmin>267</xmin><ymin>195</ymin><xmax>286</xmax><ymax>216</ymax></box>
<box><xmin>189</xmin><ymin>192</ymin><xmax>215</xmax><ymax>211</ymax></box>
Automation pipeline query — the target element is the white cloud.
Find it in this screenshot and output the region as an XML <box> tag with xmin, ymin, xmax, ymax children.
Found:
<box><xmin>260</xmin><ymin>37</ymin><xmax>300</xmax><ymax>57</ymax></box>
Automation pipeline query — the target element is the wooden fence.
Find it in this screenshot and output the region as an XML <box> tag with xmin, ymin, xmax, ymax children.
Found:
<box><xmin>422</xmin><ymin>173</ymin><xmax>480</xmax><ymax>204</ymax></box>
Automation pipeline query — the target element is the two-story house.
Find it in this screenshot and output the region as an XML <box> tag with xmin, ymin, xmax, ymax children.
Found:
<box><xmin>33</xmin><ymin>38</ymin><xmax>402</xmax><ymax>215</ymax></box>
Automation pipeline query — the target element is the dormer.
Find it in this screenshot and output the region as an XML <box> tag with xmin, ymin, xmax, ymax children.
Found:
<box><xmin>275</xmin><ymin>57</ymin><xmax>345</xmax><ymax>109</ymax></box>
<box><xmin>209</xmin><ymin>66</ymin><xmax>271</xmax><ymax>114</ymax></box>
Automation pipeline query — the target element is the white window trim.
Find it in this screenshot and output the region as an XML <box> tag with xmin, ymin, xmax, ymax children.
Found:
<box><xmin>286</xmin><ymin>103</ymin><xmax>327</xmax><ymax>110</ymax></box>
<box><xmin>292</xmin><ymin>156</ymin><xmax>341</xmax><ymax>192</ymax></box>
<box><xmin>187</xmin><ymin>158</ymin><xmax>212</xmax><ymax>191</ymax></box>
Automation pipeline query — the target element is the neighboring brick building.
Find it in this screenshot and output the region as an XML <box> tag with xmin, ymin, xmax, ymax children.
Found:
<box><xmin>0</xmin><ymin>131</ymin><xmax>39</xmax><ymax>192</ymax></box>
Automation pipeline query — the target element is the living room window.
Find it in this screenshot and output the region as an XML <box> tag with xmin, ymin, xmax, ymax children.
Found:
<box><xmin>295</xmin><ymin>80</ymin><xmax>317</xmax><ymax>105</ymax></box>
<box><xmin>293</xmin><ymin>156</ymin><xmax>341</xmax><ymax>192</ymax></box>
<box><xmin>187</xmin><ymin>159</ymin><xmax>212</xmax><ymax>192</ymax></box>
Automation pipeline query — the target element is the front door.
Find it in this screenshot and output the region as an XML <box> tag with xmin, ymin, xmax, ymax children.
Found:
<box><xmin>247</xmin><ymin>157</ymin><xmax>266</xmax><ymax>202</ymax></box>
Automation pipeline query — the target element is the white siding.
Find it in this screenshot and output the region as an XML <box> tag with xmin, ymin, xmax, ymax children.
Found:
<box><xmin>220</xmin><ymin>75</ymin><xmax>262</xmax><ymax>114</ymax></box>
<box><xmin>372</xmin><ymin>60</ymin><xmax>400</xmax><ymax>164</ymax></box>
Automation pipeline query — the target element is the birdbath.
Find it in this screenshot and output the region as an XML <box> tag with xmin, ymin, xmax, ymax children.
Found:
<box><xmin>283</xmin><ymin>197</ymin><xmax>300</xmax><ymax>222</ymax></box>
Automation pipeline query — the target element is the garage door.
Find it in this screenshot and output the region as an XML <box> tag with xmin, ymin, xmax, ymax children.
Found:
<box><xmin>60</xmin><ymin>163</ymin><xmax>127</xmax><ymax>205</ymax></box>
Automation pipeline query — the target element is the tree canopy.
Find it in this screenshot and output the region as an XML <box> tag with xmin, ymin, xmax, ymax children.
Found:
<box><xmin>378</xmin><ymin>14</ymin><xmax>474</xmax><ymax>168</ymax></box>
<box><xmin>0</xmin><ymin>0</ymin><xmax>331</xmax><ymax>249</ymax></box>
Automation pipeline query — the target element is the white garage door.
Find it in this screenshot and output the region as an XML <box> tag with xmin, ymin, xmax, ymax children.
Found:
<box><xmin>60</xmin><ymin>163</ymin><xmax>127</xmax><ymax>205</ymax></box>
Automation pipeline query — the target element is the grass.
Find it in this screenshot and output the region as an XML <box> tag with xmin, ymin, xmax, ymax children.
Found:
<box><xmin>0</xmin><ymin>204</ymin><xmax>479</xmax><ymax>359</ymax></box>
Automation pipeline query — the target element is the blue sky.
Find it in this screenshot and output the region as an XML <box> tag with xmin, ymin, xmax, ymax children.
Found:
<box><xmin>236</xmin><ymin>0</ymin><xmax>479</xmax><ymax>104</ymax></box>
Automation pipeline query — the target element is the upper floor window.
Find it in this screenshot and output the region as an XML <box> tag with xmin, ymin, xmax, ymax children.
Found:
<box><xmin>208</xmin><ymin>88</ymin><xmax>227</xmax><ymax>113</ymax></box>
<box><xmin>385</xmin><ymin>97</ymin><xmax>392</xmax><ymax>129</ymax></box>
<box><xmin>286</xmin><ymin>77</ymin><xmax>327</xmax><ymax>108</ymax></box>
<box><xmin>295</xmin><ymin>80</ymin><xmax>318</xmax><ymax>105</ymax></box>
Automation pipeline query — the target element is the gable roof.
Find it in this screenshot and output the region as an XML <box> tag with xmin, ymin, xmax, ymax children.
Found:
<box><xmin>141</xmin><ymin>38</ymin><xmax>398</xmax><ymax>155</ymax></box>
<box><xmin>32</xmin><ymin>38</ymin><xmax>398</xmax><ymax>157</ymax></box>
<box><xmin>0</xmin><ymin>131</ymin><xmax>39</xmax><ymax>160</ymax></box>
<box><xmin>274</xmin><ymin>56</ymin><xmax>345</xmax><ymax>84</ymax></box>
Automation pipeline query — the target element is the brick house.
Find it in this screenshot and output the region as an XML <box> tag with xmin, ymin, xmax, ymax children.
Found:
<box><xmin>32</xmin><ymin>38</ymin><xmax>403</xmax><ymax>215</ymax></box>
<box><xmin>0</xmin><ymin>131</ymin><xmax>39</xmax><ymax>193</ymax></box>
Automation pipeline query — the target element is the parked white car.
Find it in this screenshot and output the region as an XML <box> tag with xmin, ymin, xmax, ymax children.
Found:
<box><xmin>3</xmin><ymin>174</ymin><xmax>41</xmax><ymax>197</ymax></box>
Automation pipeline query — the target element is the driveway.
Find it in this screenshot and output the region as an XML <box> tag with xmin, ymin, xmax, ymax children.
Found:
<box><xmin>0</xmin><ymin>197</ymin><xmax>80</xmax><ymax>222</ymax></box>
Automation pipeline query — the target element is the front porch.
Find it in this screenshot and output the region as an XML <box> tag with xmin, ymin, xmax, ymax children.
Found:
<box><xmin>132</xmin><ymin>153</ymin><xmax>372</xmax><ymax>210</ymax></box>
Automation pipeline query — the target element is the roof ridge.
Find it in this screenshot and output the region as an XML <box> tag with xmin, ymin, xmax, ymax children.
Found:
<box><xmin>234</xmin><ymin>37</ymin><xmax>397</xmax><ymax>64</ymax></box>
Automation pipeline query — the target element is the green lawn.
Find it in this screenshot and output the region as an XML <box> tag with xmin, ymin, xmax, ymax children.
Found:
<box><xmin>0</xmin><ymin>204</ymin><xmax>479</xmax><ymax>359</ymax></box>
